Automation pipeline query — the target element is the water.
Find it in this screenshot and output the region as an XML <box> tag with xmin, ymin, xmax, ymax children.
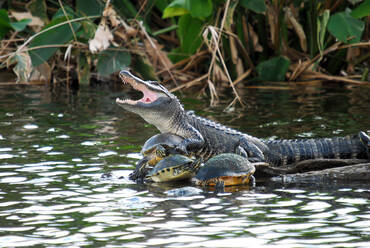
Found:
<box><xmin>0</xmin><ymin>82</ymin><xmax>369</xmax><ymax>247</ymax></box>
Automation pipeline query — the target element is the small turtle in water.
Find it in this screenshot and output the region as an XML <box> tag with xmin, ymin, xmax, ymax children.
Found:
<box><xmin>146</xmin><ymin>155</ymin><xmax>202</xmax><ymax>183</ymax></box>
<box><xmin>129</xmin><ymin>133</ymin><xmax>184</xmax><ymax>181</ymax></box>
<box><xmin>194</xmin><ymin>153</ymin><xmax>256</xmax><ymax>189</ymax></box>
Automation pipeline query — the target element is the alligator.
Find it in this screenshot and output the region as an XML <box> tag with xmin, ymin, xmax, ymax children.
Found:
<box><xmin>116</xmin><ymin>70</ymin><xmax>370</xmax><ymax>168</ymax></box>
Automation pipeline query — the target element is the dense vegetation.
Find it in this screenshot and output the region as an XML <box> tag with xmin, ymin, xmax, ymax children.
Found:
<box><xmin>0</xmin><ymin>0</ymin><xmax>369</xmax><ymax>104</ymax></box>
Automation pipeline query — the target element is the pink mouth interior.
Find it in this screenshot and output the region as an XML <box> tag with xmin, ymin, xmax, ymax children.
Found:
<box><xmin>137</xmin><ymin>83</ymin><xmax>158</xmax><ymax>103</ymax></box>
<box><xmin>119</xmin><ymin>75</ymin><xmax>159</xmax><ymax>104</ymax></box>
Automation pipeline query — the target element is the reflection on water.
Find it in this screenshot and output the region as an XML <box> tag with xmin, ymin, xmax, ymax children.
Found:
<box><xmin>0</xmin><ymin>83</ymin><xmax>369</xmax><ymax>247</ymax></box>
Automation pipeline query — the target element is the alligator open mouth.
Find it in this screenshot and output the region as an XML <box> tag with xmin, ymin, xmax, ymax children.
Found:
<box><xmin>116</xmin><ymin>71</ymin><xmax>159</xmax><ymax>105</ymax></box>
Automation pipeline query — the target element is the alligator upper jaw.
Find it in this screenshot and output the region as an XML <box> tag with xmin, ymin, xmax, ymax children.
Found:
<box><xmin>116</xmin><ymin>70</ymin><xmax>159</xmax><ymax>106</ymax></box>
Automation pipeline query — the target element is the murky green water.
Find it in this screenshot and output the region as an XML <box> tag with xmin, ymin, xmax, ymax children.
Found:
<box><xmin>0</xmin><ymin>83</ymin><xmax>369</xmax><ymax>247</ymax></box>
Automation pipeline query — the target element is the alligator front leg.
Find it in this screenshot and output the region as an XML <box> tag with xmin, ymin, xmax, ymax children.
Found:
<box><xmin>238</xmin><ymin>137</ymin><xmax>265</xmax><ymax>162</ymax></box>
<box><xmin>176</xmin><ymin>124</ymin><xmax>204</xmax><ymax>154</ymax></box>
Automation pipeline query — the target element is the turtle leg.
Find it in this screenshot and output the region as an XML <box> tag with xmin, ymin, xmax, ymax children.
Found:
<box><xmin>359</xmin><ymin>131</ymin><xmax>370</xmax><ymax>158</ymax></box>
<box><xmin>215</xmin><ymin>181</ymin><xmax>225</xmax><ymax>193</ymax></box>
<box><xmin>249</xmin><ymin>175</ymin><xmax>256</xmax><ymax>187</ymax></box>
<box><xmin>101</xmin><ymin>171</ymin><xmax>112</xmax><ymax>179</ymax></box>
<box><xmin>129</xmin><ymin>157</ymin><xmax>149</xmax><ymax>181</ymax></box>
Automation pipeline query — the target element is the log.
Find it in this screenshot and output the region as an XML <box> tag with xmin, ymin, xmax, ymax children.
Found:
<box><xmin>270</xmin><ymin>163</ymin><xmax>370</xmax><ymax>184</ymax></box>
<box><xmin>254</xmin><ymin>159</ymin><xmax>369</xmax><ymax>178</ymax></box>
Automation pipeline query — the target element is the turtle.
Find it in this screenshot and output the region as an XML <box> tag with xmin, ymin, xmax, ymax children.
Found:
<box><xmin>145</xmin><ymin>155</ymin><xmax>202</xmax><ymax>183</ymax></box>
<box><xmin>194</xmin><ymin>153</ymin><xmax>256</xmax><ymax>189</ymax></box>
<box><xmin>129</xmin><ymin>133</ymin><xmax>185</xmax><ymax>181</ymax></box>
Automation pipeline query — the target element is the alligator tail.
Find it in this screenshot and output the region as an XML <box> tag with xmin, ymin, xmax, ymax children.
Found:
<box><xmin>265</xmin><ymin>131</ymin><xmax>370</xmax><ymax>166</ymax></box>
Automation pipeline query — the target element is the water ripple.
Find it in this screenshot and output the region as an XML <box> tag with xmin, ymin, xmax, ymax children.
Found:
<box><xmin>0</xmin><ymin>85</ymin><xmax>369</xmax><ymax>247</ymax></box>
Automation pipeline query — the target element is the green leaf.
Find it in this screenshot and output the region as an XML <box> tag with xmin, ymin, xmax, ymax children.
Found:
<box><xmin>76</xmin><ymin>0</ymin><xmax>104</xmax><ymax>16</ymax></box>
<box><xmin>0</xmin><ymin>9</ymin><xmax>11</xmax><ymax>27</ymax></box>
<box><xmin>317</xmin><ymin>10</ymin><xmax>330</xmax><ymax>54</ymax></box>
<box><xmin>187</xmin><ymin>0</ymin><xmax>212</xmax><ymax>19</ymax></box>
<box><xmin>29</xmin><ymin>16</ymin><xmax>81</xmax><ymax>66</ymax></box>
<box><xmin>77</xmin><ymin>20</ymin><xmax>97</xmax><ymax>40</ymax></box>
<box><xmin>163</xmin><ymin>0</ymin><xmax>189</xmax><ymax>18</ymax></box>
<box><xmin>351</xmin><ymin>0</ymin><xmax>370</xmax><ymax>18</ymax></box>
<box><xmin>112</xmin><ymin>0</ymin><xmax>138</xmax><ymax>19</ymax></box>
<box><xmin>155</xmin><ymin>0</ymin><xmax>169</xmax><ymax>12</ymax></box>
<box><xmin>97</xmin><ymin>49</ymin><xmax>131</xmax><ymax>76</ymax></box>
<box><xmin>177</xmin><ymin>14</ymin><xmax>203</xmax><ymax>54</ymax></box>
<box><xmin>10</xmin><ymin>19</ymin><xmax>32</xmax><ymax>31</ymax></box>
<box><xmin>0</xmin><ymin>9</ymin><xmax>11</xmax><ymax>38</ymax></box>
<box><xmin>256</xmin><ymin>56</ymin><xmax>290</xmax><ymax>82</ymax></box>
<box><xmin>240</xmin><ymin>0</ymin><xmax>266</xmax><ymax>13</ymax></box>
<box><xmin>53</xmin><ymin>5</ymin><xmax>76</xmax><ymax>19</ymax></box>
<box><xmin>327</xmin><ymin>11</ymin><xmax>364</xmax><ymax>44</ymax></box>
<box><xmin>0</xmin><ymin>8</ymin><xmax>31</xmax><ymax>33</ymax></box>
<box><xmin>163</xmin><ymin>0</ymin><xmax>212</xmax><ymax>19</ymax></box>
<box><xmin>77</xmin><ymin>52</ymin><xmax>90</xmax><ymax>85</ymax></box>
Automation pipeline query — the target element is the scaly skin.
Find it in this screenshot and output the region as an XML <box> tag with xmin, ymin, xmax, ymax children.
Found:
<box><xmin>264</xmin><ymin>133</ymin><xmax>369</xmax><ymax>166</ymax></box>
<box><xmin>116</xmin><ymin>70</ymin><xmax>370</xmax><ymax>167</ymax></box>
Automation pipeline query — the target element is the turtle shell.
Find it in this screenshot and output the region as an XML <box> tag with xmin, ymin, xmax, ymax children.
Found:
<box><xmin>147</xmin><ymin>155</ymin><xmax>200</xmax><ymax>183</ymax></box>
<box><xmin>141</xmin><ymin>133</ymin><xmax>183</xmax><ymax>155</ymax></box>
<box><xmin>195</xmin><ymin>153</ymin><xmax>255</xmax><ymax>186</ymax></box>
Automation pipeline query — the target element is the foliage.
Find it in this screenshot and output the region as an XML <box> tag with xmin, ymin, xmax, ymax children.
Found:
<box><xmin>327</xmin><ymin>10</ymin><xmax>364</xmax><ymax>44</ymax></box>
<box><xmin>256</xmin><ymin>56</ymin><xmax>290</xmax><ymax>82</ymax></box>
<box><xmin>29</xmin><ymin>16</ymin><xmax>81</xmax><ymax>66</ymax></box>
<box><xmin>97</xmin><ymin>49</ymin><xmax>131</xmax><ymax>76</ymax></box>
<box><xmin>0</xmin><ymin>9</ymin><xmax>31</xmax><ymax>38</ymax></box>
<box><xmin>0</xmin><ymin>0</ymin><xmax>369</xmax><ymax>104</ymax></box>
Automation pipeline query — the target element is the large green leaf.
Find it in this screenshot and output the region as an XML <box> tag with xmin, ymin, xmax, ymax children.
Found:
<box><xmin>177</xmin><ymin>14</ymin><xmax>203</xmax><ymax>54</ymax></box>
<box><xmin>240</xmin><ymin>0</ymin><xmax>266</xmax><ymax>13</ymax></box>
<box><xmin>53</xmin><ymin>4</ymin><xmax>76</xmax><ymax>19</ymax></box>
<box><xmin>256</xmin><ymin>56</ymin><xmax>290</xmax><ymax>82</ymax></box>
<box><xmin>29</xmin><ymin>16</ymin><xmax>81</xmax><ymax>66</ymax></box>
<box><xmin>327</xmin><ymin>11</ymin><xmax>364</xmax><ymax>44</ymax></box>
<box><xmin>187</xmin><ymin>0</ymin><xmax>212</xmax><ymax>19</ymax></box>
<box><xmin>97</xmin><ymin>49</ymin><xmax>131</xmax><ymax>76</ymax></box>
<box><xmin>351</xmin><ymin>0</ymin><xmax>370</xmax><ymax>18</ymax></box>
<box><xmin>163</xmin><ymin>0</ymin><xmax>212</xmax><ymax>20</ymax></box>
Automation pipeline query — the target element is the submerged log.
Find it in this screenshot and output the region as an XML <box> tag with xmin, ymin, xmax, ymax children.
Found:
<box><xmin>254</xmin><ymin>159</ymin><xmax>369</xmax><ymax>178</ymax></box>
<box><xmin>253</xmin><ymin>158</ymin><xmax>370</xmax><ymax>184</ymax></box>
<box><xmin>270</xmin><ymin>163</ymin><xmax>370</xmax><ymax>184</ymax></box>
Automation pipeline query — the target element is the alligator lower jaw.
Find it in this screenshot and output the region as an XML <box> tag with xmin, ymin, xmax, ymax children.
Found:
<box><xmin>117</xmin><ymin>75</ymin><xmax>159</xmax><ymax>105</ymax></box>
